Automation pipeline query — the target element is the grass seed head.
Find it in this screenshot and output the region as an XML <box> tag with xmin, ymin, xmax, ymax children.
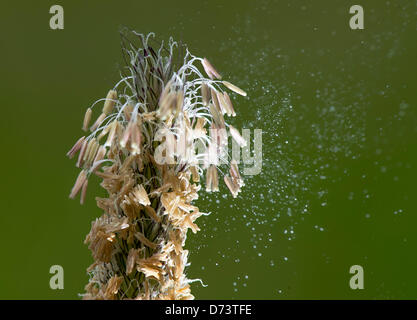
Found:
<box><xmin>67</xmin><ymin>31</ymin><xmax>248</xmax><ymax>300</ymax></box>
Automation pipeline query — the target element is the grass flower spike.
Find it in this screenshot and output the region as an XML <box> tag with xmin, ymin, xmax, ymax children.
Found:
<box><xmin>67</xmin><ymin>31</ymin><xmax>247</xmax><ymax>300</ymax></box>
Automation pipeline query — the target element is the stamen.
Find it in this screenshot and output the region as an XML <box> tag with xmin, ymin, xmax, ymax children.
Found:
<box><xmin>222</xmin><ymin>80</ymin><xmax>247</xmax><ymax>97</ymax></box>
<box><xmin>202</xmin><ymin>58</ymin><xmax>221</xmax><ymax>79</ymax></box>
<box><xmin>67</xmin><ymin>136</ymin><xmax>85</xmax><ymax>159</ymax></box>
<box><xmin>223</xmin><ymin>92</ymin><xmax>236</xmax><ymax>116</ymax></box>
<box><xmin>76</xmin><ymin>139</ymin><xmax>88</xmax><ymax>168</ymax></box>
<box><xmin>229</xmin><ymin>125</ymin><xmax>247</xmax><ymax>147</ymax></box>
<box><xmin>70</xmin><ymin>170</ymin><xmax>87</xmax><ymax>199</ymax></box>
<box><xmin>82</xmin><ymin>108</ymin><xmax>92</xmax><ymax>132</ymax></box>
<box><xmin>201</xmin><ymin>82</ymin><xmax>210</xmax><ymax>106</ymax></box>
<box><xmin>80</xmin><ymin>179</ymin><xmax>88</xmax><ymax>204</ymax></box>
<box><xmin>102</xmin><ymin>90</ymin><xmax>117</xmax><ymax>115</ymax></box>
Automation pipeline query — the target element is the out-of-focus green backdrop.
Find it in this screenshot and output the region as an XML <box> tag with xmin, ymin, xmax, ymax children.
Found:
<box><xmin>0</xmin><ymin>0</ymin><xmax>416</xmax><ymax>299</ymax></box>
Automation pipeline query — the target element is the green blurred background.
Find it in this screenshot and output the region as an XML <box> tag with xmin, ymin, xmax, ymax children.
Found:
<box><xmin>0</xmin><ymin>0</ymin><xmax>416</xmax><ymax>299</ymax></box>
